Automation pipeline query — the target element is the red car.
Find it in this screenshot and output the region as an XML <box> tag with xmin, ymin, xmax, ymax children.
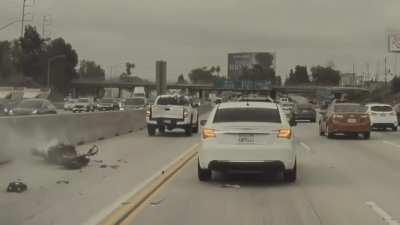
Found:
<box><xmin>319</xmin><ymin>103</ymin><xmax>370</xmax><ymax>139</ymax></box>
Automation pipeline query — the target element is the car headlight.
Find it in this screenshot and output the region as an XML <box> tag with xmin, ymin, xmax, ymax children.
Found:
<box><xmin>9</xmin><ymin>110</ymin><xmax>13</xmax><ymax>115</ymax></box>
<box><xmin>32</xmin><ymin>109</ymin><xmax>38</xmax><ymax>114</ymax></box>
<box><xmin>4</xmin><ymin>108</ymin><xmax>8</xmax><ymax>113</ymax></box>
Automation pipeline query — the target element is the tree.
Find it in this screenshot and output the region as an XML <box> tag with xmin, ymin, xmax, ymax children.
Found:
<box><xmin>0</xmin><ymin>41</ymin><xmax>16</xmax><ymax>81</ymax></box>
<box><xmin>78</xmin><ymin>60</ymin><xmax>105</xmax><ymax>81</ymax></box>
<box><xmin>177</xmin><ymin>74</ymin><xmax>187</xmax><ymax>84</ymax></box>
<box><xmin>19</xmin><ymin>25</ymin><xmax>47</xmax><ymax>84</ymax></box>
<box><xmin>311</xmin><ymin>65</ymin><xmax>341</xmax><ymax>86</ymax></box>
<box><xmin>46</xmin><ymin>37</ymin><xmax>78</xmax><ymax>93</ymax></box>
<box><xmin>285</xmin><ymin>65</ymin><xmax>310</xmax><ymax>85</ymax></box>
<box><xmin>188</xmin><ymin>66</ymin><xmax>221</xmax><ymax>83</ymax></box>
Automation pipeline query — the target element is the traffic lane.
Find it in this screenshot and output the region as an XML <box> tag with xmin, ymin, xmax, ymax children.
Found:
<box><xmin>0</xmin><ymin>122</ymin><xmax>205</xmax><ymax>225</ymax></box>
<box><xmin>297</xmin><ymin>123</ymin><xmax>400</xmax><ymax>224</ymax></box>
<box><xmin>133</xmin><ymin>123</ymin><xmax>387</xmax><ymax>225</ymax></box>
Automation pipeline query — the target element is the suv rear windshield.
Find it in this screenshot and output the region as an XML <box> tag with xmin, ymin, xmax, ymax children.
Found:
<box><xmin>371</xmin><ymin>106</ymin><xmax>393</xmax><ymax>112</ymax></box>
<box><xmin>157</xmin><ymin>97</ymin><xmax>189</xmax><ymax>106</ymax></box>
<box><xmin>334</xmin><ymin>104</ymin><xmax>367</xmax><ymax>113</ymax></box>
<box><xmin>213</xmin><ymin>108</ymin><xmax>281</xmax><ymax>123</ymax></box>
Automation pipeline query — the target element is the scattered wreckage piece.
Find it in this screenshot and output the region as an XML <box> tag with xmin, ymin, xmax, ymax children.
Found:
<box><xmin>32</xmin><ymin>143</ymin><xmax>99</xmax><ymax>170</ymax></box>
<box><xmin>7</xmin><ymin>181</ymin><xmax>28</xmax><ymax>193</ymax></box>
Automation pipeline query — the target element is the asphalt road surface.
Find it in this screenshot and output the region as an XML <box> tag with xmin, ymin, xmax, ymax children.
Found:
<box><xmin>2</xmin><ymin>116</ymin><xmax>400</xmax><ymax>225</ymax></box>
<box><xmin>133</xmin><ymin>123</ymin><xmax>400</xmax><ymax>225</ymax></box>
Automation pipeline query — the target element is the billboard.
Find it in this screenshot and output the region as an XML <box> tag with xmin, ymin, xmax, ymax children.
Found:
<box><xmin>228</xmin><ymin>52</ymin><xmax>276</xmax><ymax>80</ymax></box>
<box><xmin>388</xmin><ymin>33</ymin><xmax>400</xmax><ymax>52</ymax></box>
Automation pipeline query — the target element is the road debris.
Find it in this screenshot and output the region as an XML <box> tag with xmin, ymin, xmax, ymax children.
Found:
<box><xmin>117</xmin><ymin>159</ymin><xmax>128</xmax><ymax>163</ymax></box>
<box><xmin>32</xmin><ymin>144</ymin><xmax>99</xmax><ymax>170</ymax></box>
<box><xmin>150</xmin><ymin>198</ymin><xmax>165</xmax><ymax>206</ymax></box>
<box><xmin>7</xmin><ymin>181</ymin><xmax>28</xmax><ymax>193</ymax></box>
<box><xmin>56</xmin><ymin>180</ymin><xmax>70</xmax><ymax>184</ymax></box>
<box><xmin>221</xmin><ymin>184</ymin><xmax>241</xmax><ymax>189</ymax></box>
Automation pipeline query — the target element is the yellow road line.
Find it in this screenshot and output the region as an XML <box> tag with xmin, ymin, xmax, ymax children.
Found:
<box><xmin>100</xmin><ymin>143</ymin><xmax>199</xmax><ymax>225</ymax></box>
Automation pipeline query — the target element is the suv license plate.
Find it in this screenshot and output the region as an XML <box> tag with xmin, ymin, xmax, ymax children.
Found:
<box><xmin>347</xmin><ymin>118</ymin><xmax>357</xmax><ymax>123</ymax></box>
<box><xmin>164</xmin><ymin>120</ymin><xmax>171</xmax><ymax>124</ymax></box>
<box><xmin>238</xmin><ymin>134</ymin><xmax>255</xmax><ymax>144</ymax></box>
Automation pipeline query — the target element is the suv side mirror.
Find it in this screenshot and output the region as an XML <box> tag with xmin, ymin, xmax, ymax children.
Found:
<box><xmin>200</xmin><ymin>120</ymin><xmax>207</xmax><ymax>126</ymax></box>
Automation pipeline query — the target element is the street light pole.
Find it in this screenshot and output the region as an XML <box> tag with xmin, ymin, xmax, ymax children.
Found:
<box><xmin>47</xmin><ymin>54</ymin><xmax>66</xmax><ymax>88</ymax></box>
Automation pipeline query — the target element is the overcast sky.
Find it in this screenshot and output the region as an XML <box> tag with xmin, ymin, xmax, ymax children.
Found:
<box><xmin>1</xmin><ymin>0</ymin><xmax>399</xmax><ymax>81</ymax></box>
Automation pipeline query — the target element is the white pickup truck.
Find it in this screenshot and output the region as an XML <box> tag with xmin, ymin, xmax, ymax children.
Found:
<box><xmin>146</xmin><ymin>95</ymin><xmax>199</xmax><ymax>136</ymax></box>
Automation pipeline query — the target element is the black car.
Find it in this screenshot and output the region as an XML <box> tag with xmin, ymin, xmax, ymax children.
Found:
<box><xmin>9</xmin><ymin>99</ymin><xmax>57</xmax><ymax>116</ymax></box>
<box><xmin>294</xmin><ymin>104</ymin><xmax>316</xmax><ymax>122</ymax></box>
<box><xmin>96</xmin><ymin>98</ymin><xmax>119</xmax><ymax>111</ymax></box>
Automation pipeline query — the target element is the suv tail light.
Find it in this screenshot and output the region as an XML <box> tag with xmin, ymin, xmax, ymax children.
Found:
<box><xmin>202</xmin><ymin>128</ymin><xmax>216</xmax><ymax>139</ymax></box>
<box><xmin>278</xmin><ymin>128</ymin><xmax>292</xmax><ymax>139</ymax></box>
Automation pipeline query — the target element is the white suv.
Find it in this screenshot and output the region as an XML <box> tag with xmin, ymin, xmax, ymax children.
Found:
<box><xmin>146</xmin><ymin>95</ymin><xmax>199</xmax><ymax>136</ymax></box>
<box><xmin>366</xmin><ymin>103</ymin><xmax>398</xmax><ymax>131</ymax></box>
<box><xmin>198</xmin><ymin>102</ymin><xmax>297</xmax><ymax>182</ymax></box>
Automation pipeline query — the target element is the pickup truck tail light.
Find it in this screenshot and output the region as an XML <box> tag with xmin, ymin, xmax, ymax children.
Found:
<box><xmin>278</xmin><ymin>128</ymin><xmax>292</xmax><ymax>139</ymax></box>
<box><xmin>146</xmin><ymin>108</ymin><xmax>151</xmax><ymax>117</ymax></box>
<box><xmin>202</xmin><ymin>128</ymin><xmax>216</xmax><ymax>139</ymax></box>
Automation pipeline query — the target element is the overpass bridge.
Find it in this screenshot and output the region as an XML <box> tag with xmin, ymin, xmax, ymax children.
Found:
<box><xmin>70</xmin><ymin>79</ymin><xmax>369</xmax><ymax>98</ymax></box>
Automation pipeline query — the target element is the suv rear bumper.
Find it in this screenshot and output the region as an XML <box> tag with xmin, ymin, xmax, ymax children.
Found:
<box><xmin>208</xmin><ymin>160</ymin><xmax>285</xmax><ymax>172</ymax></box>
<box><xmin>371</xmin><ymin>123</ymin><xmax>397</xmax><ymax>129</ymax></box>
<box><xmin>198</xmin><ymin>142</ymin><xmax>296</xmax><ymax>170</ymax></box>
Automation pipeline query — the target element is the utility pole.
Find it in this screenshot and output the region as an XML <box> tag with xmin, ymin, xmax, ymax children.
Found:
<box><xmin>20</xmin><ymin>0</ymin><xmax>27</xmax><ymax>37</ymax></box>
<box><xmin>42</xmin><ymin>15</ymin><xmax>51</xmax><ymax>38</ymax></box>
<box><xmin>352</xmin><ymin>63</ymin><xmax>356</xmax><ymax>86</ymax></box>
<box><xmin>20</xmin><ymin>0</ymin><xmax>35</xmax><ymax>37</ymax></box>
<box><xmin>385</xmin><ymin>56</ymin><xmax>388</xmax><ymax>87</ymax></box>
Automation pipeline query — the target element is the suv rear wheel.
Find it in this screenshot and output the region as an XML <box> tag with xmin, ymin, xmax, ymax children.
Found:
<box><xmin>284</xmin><ymin>161</ymin><xmax>297</xmax><ymax>183</ymax></box>
<box><xmin>198</xmin><ymin>161</ymin><xmax>211</xmax><ymax>181</ymax></box>
<box><xmin>147</xmin><ymin>125</ymin><xmax>156</xmax><ymax>136</ymax></box>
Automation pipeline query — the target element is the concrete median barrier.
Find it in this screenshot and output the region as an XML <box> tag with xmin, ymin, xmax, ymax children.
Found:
<box><xmin>0</xmin><ymin>104</ymin><xmax>212</xmax><ymax>163</ymax></box>
<box><xmin>0</xmin><ymin>110</ymin><xmax>146</xmax><ymax>163</ymax></box>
